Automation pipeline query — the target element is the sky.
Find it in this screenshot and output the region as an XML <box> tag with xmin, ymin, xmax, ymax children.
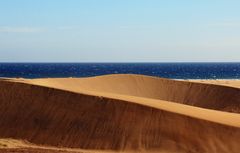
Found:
<box><xmin>0</xmin><ymin>0</ymin><xmax>240</xmax><ymax>62</ymax></box>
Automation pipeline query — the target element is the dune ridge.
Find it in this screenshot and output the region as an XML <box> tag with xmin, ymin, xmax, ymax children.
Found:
<box><xmin>0</xmin><ymin>74</ymin><xmax>240</xmax><ymax>153</ymax></box>
<box><xmin>24</xmin><ymin>74</ymin><xmax>240</xmax><ymax>113</ymax></box>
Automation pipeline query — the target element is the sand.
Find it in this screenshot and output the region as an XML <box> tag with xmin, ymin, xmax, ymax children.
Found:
<box><xmin>188</xmin><ymin>79</ymin><xmax>240</xmax><ymax>88</ymax></box>
<box><xmin>0</xmin><ymin>74</ymin><xmax>240</xmax><ymax>153</ymax></box>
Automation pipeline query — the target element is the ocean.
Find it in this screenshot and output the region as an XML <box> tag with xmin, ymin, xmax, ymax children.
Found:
<box><xmin>0</xmin><ymin>63</ymin><xmax>240</xmax><ymax>79</ymax></box>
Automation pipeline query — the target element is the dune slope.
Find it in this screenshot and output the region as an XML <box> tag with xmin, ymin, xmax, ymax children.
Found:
<box><xmin>26</xmin><ymin>74</ymin><xmax>240</xmax><ymax>113</ymax></box>
<box><xmin>0</xmin><ymin>74</ymin><xmax>240</xmax><ymax>153</ymax></box>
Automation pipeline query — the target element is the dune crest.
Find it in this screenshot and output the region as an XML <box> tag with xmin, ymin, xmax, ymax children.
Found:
<box><xmin>0</xmin><ymin>74</ymin><xmax>240</xmax><ymax>153</ymax></box>
<box><xmin>25</xmin><ymin>74</ymin><xmax>240</xmax><ymax>113</ymax></box>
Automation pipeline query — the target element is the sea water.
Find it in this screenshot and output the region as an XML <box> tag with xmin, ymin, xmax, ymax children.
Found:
<box><xmin>0</xmin><ymin>63</ymin><xmax>240</xmax><ymax>79</ymax></box>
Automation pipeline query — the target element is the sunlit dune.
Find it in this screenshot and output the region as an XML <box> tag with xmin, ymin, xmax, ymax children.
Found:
<box><xmin>1</xmin><ymin>74</ymin><xmax>240</xmax><ymax>153</ymax></box>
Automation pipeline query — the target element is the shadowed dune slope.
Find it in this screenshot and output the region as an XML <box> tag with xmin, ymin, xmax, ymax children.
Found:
<box><xmin>26</xmin><ymin>74</ymin><xmax>240</xmax><ymax>113</ymax></box>
<box><xmin>1</xmin><ymin>76</ymin><xmax>240</xmax><ymax>153</ymax></box>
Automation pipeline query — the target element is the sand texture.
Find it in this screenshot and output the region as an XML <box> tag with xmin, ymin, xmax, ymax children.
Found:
<box><xmin>0</xmin><ymin>74</ymin><xmax>240</xmax><ymax>153</ymax></box>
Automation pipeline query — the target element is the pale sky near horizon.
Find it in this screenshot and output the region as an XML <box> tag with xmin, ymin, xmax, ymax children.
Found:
<box><xmin>0</xmin><ymin>0</ymin><xmax>240</xmax><ymax>62</ymax></box>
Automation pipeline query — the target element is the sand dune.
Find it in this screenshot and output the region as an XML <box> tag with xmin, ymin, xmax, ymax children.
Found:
<box><xmin>189</xmin><ymin>79</ymin><xmax>240</xmax><ymax>88</ymax></box>
<box><xmin>0</xmin><ymin>74</ymin><xmax>240</xmax><ymax>153</ymax></box>
<box><xmin>24</xmin><ymin>74</ymin><xmax>240</xmax><ymax>113</ymax></box>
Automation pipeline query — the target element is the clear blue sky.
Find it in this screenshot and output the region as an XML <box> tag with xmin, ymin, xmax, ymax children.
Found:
<box><xmin>0</xmin><ymin>0</ymin><xmax>240</xmax><ymax>62</ymax></box>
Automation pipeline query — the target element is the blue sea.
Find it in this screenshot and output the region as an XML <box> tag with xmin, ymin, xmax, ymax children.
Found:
<box><xmin>0</xmin><ymin>63</ymin><xmax>240</xmax><ymax>79</ymax></box>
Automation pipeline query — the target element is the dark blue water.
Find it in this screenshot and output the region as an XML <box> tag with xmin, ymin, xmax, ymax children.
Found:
<box><xmin>0</xmin><ymin>63</ymin><xmax>240</xmax><ymax>79</ymax></box>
